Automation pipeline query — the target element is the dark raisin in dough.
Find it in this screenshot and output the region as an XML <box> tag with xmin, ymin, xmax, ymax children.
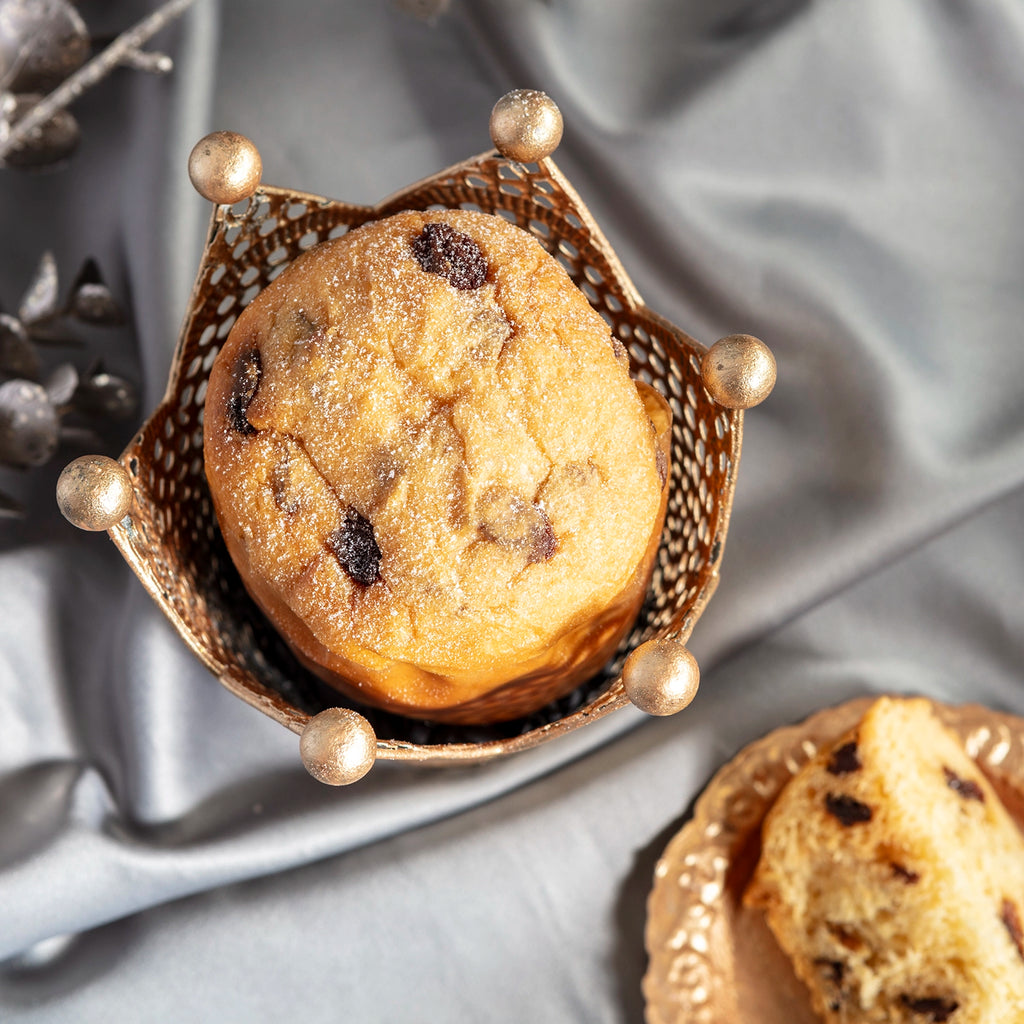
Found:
<box><xmin>1002</xmin><ymin>899</ymin><xmax>1024</xmax><ymax>961</ymax></box>
<box><xmin>412</xmin><ymin>222</ymin><xmax>487</xmax><ymax>290</ymax></box>
<box><xmin>891</xmin><ymin>862</ymin><xmax>921</xmax><ymax>884</ymax></box>
<box><xmin>899</xmin><ymin>995</ymin><xmax>959</xmax><ymax>1021</ymax></box>
<box><xmin>523</xmin><ymin>511</ymin><xmax>556</xmax><ymax>563</ymax></box>
<box><xmin>328</xmin><ymin>507</ymin><xmax>382</xmax><ymax>586</ymax></box>
<box><xmin>827</xmin><ymin>740</ymin><xmax>862</xmax><ymax>776</ymax></box>
<box><xmin>815</xmin><ymin>959</ymin><xmax>846</xmax><ymax>1011</ymax></box>
<box><xmin>824</xmin><ymin>793</ymin><xmax>873</xmax><ymax>826</ymax></box>
<box><xmin>227</xmin><ymin>348</ymin><xmax>261</xmax><ymax>435</ymax></box>
<box><xmin>816</xmin><ymin>959</ymin><xmax>846</xmax><ymax>985</ymax></box>
<box><xmin>944</xmin><ymin>766</ymin><xmax>985</xmax><ymax>802</ymax></box>
<box><xmin>477</xmin><ymin>487</ymin><xmax>556</xmax><ymax>564</ymax></box>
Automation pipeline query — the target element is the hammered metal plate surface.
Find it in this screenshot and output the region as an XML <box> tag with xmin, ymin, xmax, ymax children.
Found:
<box><xmin>110</xmin><ymin>150</ymin><xmax>743</xmax><ymax>763</ymax></box>
<box><xmin>643</xmin><ymin>697</ymin><xmax>1024</xmax><ymax>1023</ymax></box>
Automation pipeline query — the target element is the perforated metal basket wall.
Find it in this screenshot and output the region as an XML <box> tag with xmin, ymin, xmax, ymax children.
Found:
<box><xmin>110</xmin><ymin>151</ymin><xmax>743</xmax><ymax>764</ymax></box>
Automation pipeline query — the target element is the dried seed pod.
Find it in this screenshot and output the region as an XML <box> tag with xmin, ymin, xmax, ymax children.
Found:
<box><xmin>0</xmin><ymin>91</ymin><xmax>80</xmax><ymax>168</ymax></box>
<box><xmin>0</xmin><ymin>312</ymin><xmax>40</xmax><ymax>378</ymax></box>
<box><xmin>17</xmin><ymin>250</ymin><xmax>59</xmax><ymax>324</ymax></box>
<box><xmin>44</xmin><ymin>361</ymin><xmax>77</xmax><ymax>406</ymax></box>
<box><xmin>73</xmin><ymin>368</ymin><xmax>137</xmax><ymax>419</ymax></box>
<box><xmin>0</xmin><ymin>377</ymin><xmax>59</xmax><ymax>466</ymax></box>
<box><xmin>0</xmin><ymin>0</ymin><xmax>90</xmax><ymax>94</ymax></box>
<box><xmin>67</xmin><ymin>258</ymin><xmax>125</xmax><ymax>325</ymax></box>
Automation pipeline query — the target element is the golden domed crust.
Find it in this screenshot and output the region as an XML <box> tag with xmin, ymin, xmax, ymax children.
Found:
<box><xmin>204</xmin><ymin>209</ymin><xmax>663</xmax><ymax>721</ymax></box>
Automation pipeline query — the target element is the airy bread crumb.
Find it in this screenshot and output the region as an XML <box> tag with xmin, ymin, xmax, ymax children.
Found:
<box><xmin>745</xmin><ymin>696</ymin><xmax>1024</xmax><ymax>1023</ymax></box>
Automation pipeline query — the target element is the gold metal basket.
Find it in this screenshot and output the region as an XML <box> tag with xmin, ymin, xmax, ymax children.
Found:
<box><xmin>57</xmin><ymin>91</ymin><xmax>775</xmax><ymax>783</ymax></box>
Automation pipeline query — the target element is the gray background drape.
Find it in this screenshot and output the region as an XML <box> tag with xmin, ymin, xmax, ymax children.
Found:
<box><xmin>3</xmin><ymin>0</ymin><xmax>1024</xmax><ymax>1019</ymax></box>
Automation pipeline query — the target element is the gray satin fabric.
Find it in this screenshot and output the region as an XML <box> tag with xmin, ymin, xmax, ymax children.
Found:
<box><xmin>3</xmin><ymin>0</ymin><xmax>1024</xmax><ymax>1019</ymax></box>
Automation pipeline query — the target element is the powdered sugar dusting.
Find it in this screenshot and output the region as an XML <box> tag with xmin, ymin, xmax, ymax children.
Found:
<box><xmin>205</xmin><ymin>209</ymin><xmax>662</xmax><ymax>676</ymax></box>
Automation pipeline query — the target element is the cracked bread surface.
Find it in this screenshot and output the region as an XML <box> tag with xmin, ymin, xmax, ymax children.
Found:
<box><xmin>203</xmin><ymin>209</ymin><xmax>662</xmax><ymax>717</ymax></box>
<box><xmin>744</xmin><ymin>697</ymin><xmax>1024</xmax><ymax>1023</ymax></box>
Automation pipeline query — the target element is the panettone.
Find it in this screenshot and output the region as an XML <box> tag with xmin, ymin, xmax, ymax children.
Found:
<box><xmin>745</xmin><ymin>697</ymin><xmax>1024</xmax><ymax>1023</ymax></box>
<box><xmin>204</xmin><ymin>208</ymin><xmax>666</xmax><ymax>723</ymax></box>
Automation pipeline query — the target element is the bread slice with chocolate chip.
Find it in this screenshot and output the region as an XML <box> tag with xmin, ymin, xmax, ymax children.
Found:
<box><xmin>744</xmin><ymin>697</ymin><xmax>1024</xmax><ymax>1023</ymax></box>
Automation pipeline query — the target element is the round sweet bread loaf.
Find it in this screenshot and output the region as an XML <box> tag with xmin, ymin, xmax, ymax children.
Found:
<box><xmin>203</xmin><ymin>209</ymin><xmax>666</xmax><ymax>722</ymax></box>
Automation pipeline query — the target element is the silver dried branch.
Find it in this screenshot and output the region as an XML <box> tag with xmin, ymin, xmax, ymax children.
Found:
<box><xmin>0</xmin><ymin>0</ymin><xmax>198</xmax><ymax>166</ymax></box>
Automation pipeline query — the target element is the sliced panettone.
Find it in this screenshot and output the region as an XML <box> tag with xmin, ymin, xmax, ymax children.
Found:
<box><xmin>744</xmin><ymin>696</ymin><xmax>1024</xmax><ymax>1023</ymax></box>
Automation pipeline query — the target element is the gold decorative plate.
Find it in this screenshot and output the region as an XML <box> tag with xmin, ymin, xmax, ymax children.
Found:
<box><xmin>643</xmin><ymin>697</ymin><xmax>1024</xmax><ymax>1023</ymax></box>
